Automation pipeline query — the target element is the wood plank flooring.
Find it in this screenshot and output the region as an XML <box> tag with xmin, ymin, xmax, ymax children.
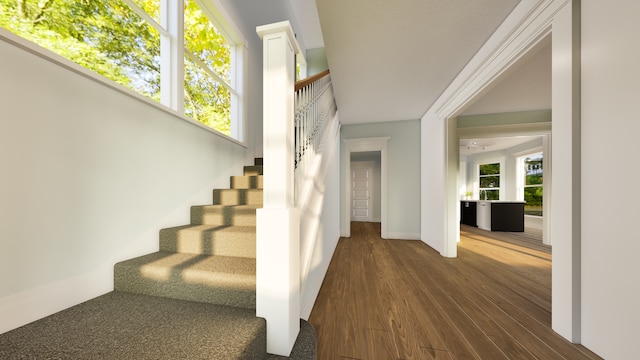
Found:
<box><xmin>308</xmin><ymin>222</ymin><xmax>601</xmax><ymax>359</ymax></box>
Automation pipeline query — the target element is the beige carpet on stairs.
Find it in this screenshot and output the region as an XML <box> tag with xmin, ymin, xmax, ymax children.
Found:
<box><xmin>0</xmin><ymin>158</ymin><xmax>317</xmax><ymax>359</ymax></box>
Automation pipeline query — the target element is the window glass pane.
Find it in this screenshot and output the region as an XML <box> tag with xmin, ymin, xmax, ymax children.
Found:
<box><xmin>485</xmin><ymin>190</ymin><xmax>500</xmax><ymax>200</ymax></box>
<box><xmin>184</xmin><ymin>56</ymin><xmax>231</xmax><ymax>135</ymax></box>
<box><xmin>184</xmin><ymin>0</ymin><xmax>231</xmax><ymax>84</ymax></box>
<box><xmin>479</xmin><ymin>176</ymin><xmax>500</xmax><ymax>188</ymax></box>
<box><xmin>524</xmin><ymin>186</ymin><xmax>543</xmax><ymax>216</ymax></box>
<box><xmin>0</xmin><ymin>0</ymin><xmax>161</xmax><ymax>100</ymax></box>
<box><xmin>525</xmin><ymin>154</ymin><xmax>543</xmax><ymax>185</ymax></box>
<box><xmin>132</xmin><ymin>0</ymin><xmax>160</xmax><ymax>24</ymax></box>
<box><xmin>479</xmin><ymin>163</ymin><xmax>500</xmax><ymax>175</ymax></box>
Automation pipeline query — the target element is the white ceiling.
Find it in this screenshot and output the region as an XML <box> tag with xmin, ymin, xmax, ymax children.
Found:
<box><xmin>313</xmin><ymin>0</ymin><xmax>520</xmax><ymax>125</ymax></box>
<box><xmin>461</xmin><ymin>36</ymin><xmax>551</xmax><ymax>116</ymax></box>
<box><xmin>289</xmin><ymin>0</ymin><xmax>551</xmax><ymax>155</ymax></box>
<box><xmin>458</xmin><ymin>36</ymin><xmax>551</xmax><ymax>156</ymax></box>
<box><xmin>459</xmin><ymin>136</ymin><xmax>541</xmax><ymax>157</ymax></box>
<box><xmin>288</xmin><ymin>0</ymin><xmax>325</xmax><ymax>50</ymax></box>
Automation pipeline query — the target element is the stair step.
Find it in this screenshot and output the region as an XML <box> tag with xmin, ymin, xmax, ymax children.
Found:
<box><xmin>230</xmin><ymin>175</ymin><xmax>263</xmax><ymax>189</ymax></box>
<box><xmin>243</xmin><ymin>165</ymin><xmax>263</xmax><ymax>176</ymax></box>
<box><xmin>114</xmin><ymin>252</ymin><xmax>256</xmax><ymax>309</ymax></box>
<box><xmin>191</xmin><ymin>205</ymin><xmax>258</xmax><ymax>226</ymax></box>
<box><xmin>213</xmin><ymin>188</ymin><xmax>263</xmax><ymax>206</ymax></box>
<box><xmin>0</xmin><ymin>292</ymin><xmax>267</xmax><ymax>359</ymax></box>
<box><xmin>160</xmin><ymin>224</ymin><xmax>256</xmax><ymax>258</ymax></box>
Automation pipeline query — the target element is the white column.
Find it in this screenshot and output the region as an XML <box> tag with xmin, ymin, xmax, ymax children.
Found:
<box><xmin>420</xmin><ymin>111</ymin><xmax>449</xmax><ymax>256</ymax></box>
<box><xmin>551</xmin><ymin>0</ymin><xmax>581</xmax><ymax>342</ymax></box>
<box><xmin>256</xmin><ymin>21</ymin><xmax>301</xmax><ymax>357</ymax></box>
<box><xmin>445</xmin><ymin>117</ymin><xmax>460</xmax><ymax>254</ymax></box>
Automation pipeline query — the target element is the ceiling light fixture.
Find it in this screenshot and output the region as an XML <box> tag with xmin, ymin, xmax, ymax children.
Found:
<box><xmin>462</xmin><ymin>141</ymin><xmax>487</xmax><ymax>151</ymax></box>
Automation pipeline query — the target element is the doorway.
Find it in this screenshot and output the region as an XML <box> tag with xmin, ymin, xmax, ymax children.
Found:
<box><xmin>342</xmin><ymin>137</ymin><xmax>389</xmax><ymax>238</ymax></box>
<box><xmin>429</xmin><ymin>2</ymin><xmax>580</xmax><ymax>342</ymax></box>
<box><xmin>350</xmin><ymin>154</ymin><xmax>381</xmax><ymax>223</ymax></box>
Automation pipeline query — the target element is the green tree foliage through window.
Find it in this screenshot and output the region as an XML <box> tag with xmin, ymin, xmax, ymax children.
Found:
<box><xmin>523</xmin><ymin>154</ymin><xmax>543</xmax><ymax>216</ymax></box>
<box><xmin>479</xmin><ymin>163</ymin><xmax>500</xmax><ymax>200</ymax></box>
<box><xmin>0</xmin><ymin>0</ymin><xmax>233</xmax><ymax>136</ymax></box>
<box><xmin>184</xmin><ymin>0</ymin><xmax>231</xmax><ymax>135</ymax></box>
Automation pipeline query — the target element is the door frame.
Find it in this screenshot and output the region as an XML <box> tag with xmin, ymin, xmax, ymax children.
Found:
<box><xmin>421</xmin><ymin>0</ymin><xmax>580</xmax><ymax>342</ymax></box>
<box><xmin>343</xmin><ymin>137</ymin><xmax>389</xmax><ymax>238</ymax></box>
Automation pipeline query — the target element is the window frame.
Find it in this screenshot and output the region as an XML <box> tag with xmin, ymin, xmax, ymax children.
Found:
<box><xmin>475</xmin><ymin>158</ymin><xmax>504</xmax><ymax>201</ymax></box>
<box><xmin>517</xmin><ymin>151</ymin><xmax>544</xmax><ymax>216</ymax></box>
<box><xmin>0</xmin><ymin>0</ymin><xmax>246</xmax><ymax>143</ymax></box>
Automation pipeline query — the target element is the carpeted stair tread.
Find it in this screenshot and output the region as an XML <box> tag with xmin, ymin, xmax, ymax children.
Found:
<box><xmin>243</xmin><ymin>165</ymin><xmax>263</xmax><ymax>176</ymax></box>
<box><xmin>191</xmin><ymin>204</ymin><xmax>259</xmax><ymax>226</ymax></box>
<box><xmin>230</xmin><ymin>175</ymin><xmax>263</xmax><ymax>189</ymax></box>
<box><xmin>213</xmin><ymin>188</ymin><xmax>263</xmax><ymax>206</ymax></box>
<box><xmin>114</xmin><ymin>252</ymin><xmax>256</xmax><ymax>309</ymax></box>
<box><xmin>159</xmin><ymin>224</ymin><xmax>256</xmax><ymax>257</ymax></box>
<box><xmin>0</xmin><ymin>292</ymin><xmax>265</xmax><ymax>360</ymax></box>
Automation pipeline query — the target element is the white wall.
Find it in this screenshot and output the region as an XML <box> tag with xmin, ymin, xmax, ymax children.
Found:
<box><xmin>300</xmin><ymin>124</ymin><xmax>341</xmax><ymax>318</ymax></box>
<box><xmin>341</xmin><ymin>120</ymin><xmax>421</xmax><ymax>239</ymax></box>
<box><xmin>0</xmin><ymin>32</ymin><xmax>254</xmax><ymax>333</ymax></box>
<box><xmin>551</xmin><ymin>1</ymin><xmax>581</xmax><ymax>343</ymax></box>
<box><xmin>306</xmin><ymin>48</ymin><xmax>329</xmax><ymax>75</ymax></box>
<box><xmin>581</xmin><ymin>1</ymin><xmax>640</xmax><ymax>358</ymax></box>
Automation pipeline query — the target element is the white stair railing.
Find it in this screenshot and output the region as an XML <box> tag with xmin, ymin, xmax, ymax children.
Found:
<box><xmin>294</xmin><ymin>70</ymin><xmax>336</xmax><ymax>203</ymax></box>
<box><xmin>256</xmin><ymin>20</ymin><xmax>338</xmax><ymax>358</ymax></box>
<box><xmin>294</xmin><ymin>72</ymin><xmax>339</xmax><ymax>318</ymax></box>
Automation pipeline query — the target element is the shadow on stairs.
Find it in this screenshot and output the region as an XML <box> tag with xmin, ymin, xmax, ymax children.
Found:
<box><xmin>0</xmin><ymin>158</ymin><xmax>316</xmax><ymax>359</ymax></box>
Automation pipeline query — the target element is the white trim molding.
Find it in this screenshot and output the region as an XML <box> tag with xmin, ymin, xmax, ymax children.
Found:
<box><xmin>385</xmin><ymin>232</ymin><xmax>421</xmax><ymax>241</ymax></box>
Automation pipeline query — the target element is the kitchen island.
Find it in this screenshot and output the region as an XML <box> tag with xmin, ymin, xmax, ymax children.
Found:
<box><xmin>461</xmin><ymin>200</ymin><xmax>525</xmax><ymax>232</ymax></box>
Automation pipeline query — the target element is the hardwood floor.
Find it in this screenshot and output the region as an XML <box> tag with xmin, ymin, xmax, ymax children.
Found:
<box><xmin>308</xmin><ymin>222</ymin><xmax>601</xmax><ymax>359</ymax></box>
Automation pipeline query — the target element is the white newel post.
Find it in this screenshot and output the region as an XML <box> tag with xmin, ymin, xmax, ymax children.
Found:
<box><xmin>255</xmin><ymin>21</ymin><xmax>301</xmax><ymax>356</ymax></box>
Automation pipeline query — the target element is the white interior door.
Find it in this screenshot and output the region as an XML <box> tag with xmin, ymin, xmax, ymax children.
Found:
<box><xmin>351</xmin><ymin>162</ymin><xmax>373</xmax><ymax>221</ymax></box>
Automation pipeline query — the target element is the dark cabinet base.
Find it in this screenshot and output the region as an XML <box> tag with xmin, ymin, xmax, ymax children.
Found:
<box><xmin>460</xmin><ymin>201</ymin><xmax>477</xmax><ymax>227</ymax></box>
<box><xmin>490</xmin><ymin>202</ymin><xmax>524</xmax><ymax>232</ymax></box>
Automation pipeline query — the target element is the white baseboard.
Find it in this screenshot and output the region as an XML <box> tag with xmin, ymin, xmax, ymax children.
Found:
<box><xmin>300</xmin><ymin>291</ymin><xmax>317</xmax><ymax>321</ymax></box>
<box><xmin>384</xmin><ymin>232</ymin><xmax>421</xmax><ymax>240</ymax></box>
<box><xmin>0</xmin><ymin>267</ymin><xmax>112</xmax><ymax>335</ymax></box>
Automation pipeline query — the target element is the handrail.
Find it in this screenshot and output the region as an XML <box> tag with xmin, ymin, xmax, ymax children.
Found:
<box><xmin>294</xmin><ymin>69</ymin><xmax>330</xmax><ymax>92</ymax></box>
<box><xmin>293</xmin><ymin>71</ymin><xmax>335</xmax><ymax>172</ymax></box>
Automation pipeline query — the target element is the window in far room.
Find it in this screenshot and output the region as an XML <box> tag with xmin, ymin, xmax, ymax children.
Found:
<box><xmin>478</xmin><ymin>162</ymin><xmax>500</xmax><ymax>200</ymax></box>
<box><xmin>519</xmin><ymin>152</ymin><xmax>543</xmax><ymax>216</ymax></box>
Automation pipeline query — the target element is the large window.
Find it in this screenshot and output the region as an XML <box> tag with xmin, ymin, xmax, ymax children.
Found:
<box><xmin>0</xmin><ymin>0</ymin><xmax>242</xmax><ymax>139</ymax></box>
<box><xmin>479</xmin><ymin>162</ymin><xmax>500</xmax><ymax>200</ymax></box>
<box><xmin>520</xmin><ymin>153</ymin><xmax>543</xmax><ymax>216</ymax></box>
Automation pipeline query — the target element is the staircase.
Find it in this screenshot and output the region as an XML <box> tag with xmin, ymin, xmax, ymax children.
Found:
<box><xmin>115</xmin><ymin>159</ymin><xmax>263</xmax><ymax>309</ymax></box>
<box><xmin>113</xmin><ymin>159</ymin><xmax>316</xmax><ymax>359</ymax></box>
